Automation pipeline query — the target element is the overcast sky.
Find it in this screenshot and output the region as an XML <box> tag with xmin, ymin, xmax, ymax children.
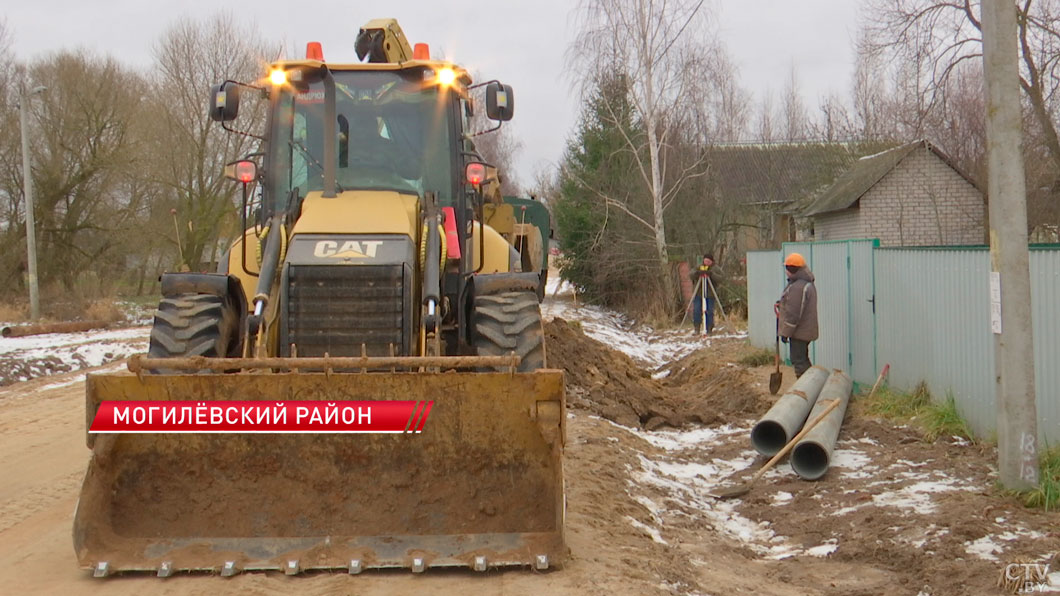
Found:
<box><xmin>4</xmin><ymin>0</ymin><xmax>862</xmax><ymax>189</ymax></box>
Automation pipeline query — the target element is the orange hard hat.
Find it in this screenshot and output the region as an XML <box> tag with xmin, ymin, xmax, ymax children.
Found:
<box><xmin>784</xmin><ymin>252</ymin><xmax>806</xmax><ymax>267</ymax></box>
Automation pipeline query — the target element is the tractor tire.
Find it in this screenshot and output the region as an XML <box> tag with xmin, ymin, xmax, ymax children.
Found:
<box><xmin>471</xmin><ymin>289</ymin><xmax>546</xmax><ymax>372</ymax></box>
<box><xmin>147</xmin><ymin>293</ymin><xmax>241</xmax><ymax>373</ymax></box>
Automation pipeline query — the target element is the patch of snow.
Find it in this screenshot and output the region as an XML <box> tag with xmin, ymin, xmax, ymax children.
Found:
<box><xmin>895</xmin><ymin>459</ymin><xmax>931</xmax><ymax>468</ymax></box>
<box><xmin>38</xmin><ymin>374</ymin><xmax>86</xmax><ymax>391</ymax></box>
<box><xmin>871</xmin><ymin>479</ymin><xmax>975</xmax><ymax>515</ymax></box>
<box><xmin>615</xmin><ymin>420</ymin><xmax>749</xmax><ymax>451</ymax></box>
<box><xmin>806</xmin><ymin>540</ymin><xmax>838</xmax><ymax>557</ymax></box>
<box><xmin>832</xmin><ymin>505</ymin><xmax>865</xmax><ymax>517</ymax></box>
<box><xmin>858</xmin><ymin>146</ymin><xmax>901</xmax><ymax>161</ymax></box>
<box><xmin>0</xmin><ymin>326</ymin><xmax>147</xmax><ymax>355</ymax></box>
<box><xmin>964</xmin><ymin>535</ymin><xmax>1004</xmax><ymax>561</ymax></box>
<box><xmin>950</xmin><ymin>436</ymin><xmax>972</xmax><ymax>446</ymax></box>
<box><xmin>541</xmin><ymin>293</ymin><xmax>746</xmax><ymax>368</ymax></box>
<box><xmin>651</xmin><ymin>369</ymin><xmax>671</xmax><ymax>380</ymax></box>
<box><xmin>771</xmin><ymin>491</ymin><xmax>793</xmax><ymax>505</ymax></box>
<box><xmin>1</xmin><ymin>326</ymin><xmax>148</xmax><ymax>385</ymax></box>
<box><xmin>894</xmin><ymin>524</ymin><xmax>949</xmax><ymax>549</ymax></box>
<box><xmin>630</xmin><ymin>449</ymin><xmax>817</xmax><ymax>560</ymax></box>
<box><xmin>627</xmin><ymin>516</ymin><xmax>668</xmax><ymax>545</ymax></box>
<box><xmin>830</xmin><ymin>448</ymin><xmax>876</xmax><ymax>479</ymax></box>
<box><xmin>963</xmin><ymin>530</ymin><xmax>1044</xmax><ymax>563</ymax></box>
<box><xmin>632</xmin><ymin>494</ymin><xmax>665</xmax><ymax>521</ymax></box>
<box><xmin>544</xmin><ymin>275</ymin><xmax>574</xmax><ymax>297</ymax></box>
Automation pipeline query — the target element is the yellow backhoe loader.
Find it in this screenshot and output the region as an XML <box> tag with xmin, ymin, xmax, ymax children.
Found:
<box><xmin>74</xmin><ymin>19</ymin><xmax>565</xmax><ymax>577</ymax></box>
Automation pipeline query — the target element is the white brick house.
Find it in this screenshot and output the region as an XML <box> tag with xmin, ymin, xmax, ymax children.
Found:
<box><xmin>803</xmin><ymin>140</ymin><xmax>985</xmax><ymax>246</ymax></box>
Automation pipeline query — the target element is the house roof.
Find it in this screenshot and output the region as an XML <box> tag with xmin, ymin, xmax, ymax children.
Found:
<box><xmin>802</xmin><ymin>139</ymin><xmax>981</xmax><ymax>217</ymax></box>
<box><xmin>706</xmin><ymin>140</ymin><xmax>897</xmax><ymax>209</ymax></box>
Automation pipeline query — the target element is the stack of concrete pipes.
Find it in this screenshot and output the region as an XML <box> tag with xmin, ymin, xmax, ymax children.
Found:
<box><xmin>750</xmin><ymin>366</ymin><xmax>853</xmax><ymax>480</ymax></box>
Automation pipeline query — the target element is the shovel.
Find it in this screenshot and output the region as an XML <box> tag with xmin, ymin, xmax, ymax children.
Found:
<box><xmin>709</xmin><ymin>397</ymin><xmax>841</xmax><ymax>499</ymax></box>
<box><xmin>769</xmin><ymin>308</ymin><xmax>782</xmax><ymax>394</ymax></box>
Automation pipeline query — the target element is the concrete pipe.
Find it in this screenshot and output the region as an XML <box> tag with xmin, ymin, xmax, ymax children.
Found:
<box><xmin>790</xmin><ymin>370</ymin><xmax>854</xmax><ymax>480</ymax></box>
<box><xmin>750</xmin><ymin>365</ymin><xmax>830</xmax><ymax>456</ymax></box>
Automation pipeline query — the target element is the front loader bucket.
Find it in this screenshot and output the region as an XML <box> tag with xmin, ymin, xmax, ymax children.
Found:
<box><xmin>75</xmin><ymin>370</ymin><xmax>565</xmax><ymax>576</ymax></box>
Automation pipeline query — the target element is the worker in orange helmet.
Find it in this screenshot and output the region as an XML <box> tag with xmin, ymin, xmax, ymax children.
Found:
<box><xmin>776</xmin><ymin>252</ymin><xmax>818</xmax><ymax>377</ymax></box>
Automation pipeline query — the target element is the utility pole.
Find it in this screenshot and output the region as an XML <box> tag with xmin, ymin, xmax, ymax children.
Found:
<box><xmin>18</xmin><ymin>85</ymin><xmax>47</xmax><ymax>321</ymax></box>
<box><xmin>983</xmin><ymin>0</ymin><xmax>1038</xmax><ymax>490</ymax></box>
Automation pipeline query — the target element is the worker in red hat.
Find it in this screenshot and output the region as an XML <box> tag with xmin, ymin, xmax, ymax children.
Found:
<box><xmin>777</xmin><ymin>252</ymin><xmax>818</xmax><ymax>377</ymax></box>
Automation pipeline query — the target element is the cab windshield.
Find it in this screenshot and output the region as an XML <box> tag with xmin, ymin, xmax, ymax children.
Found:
<box><xmin>270</xmin><ymin>69</ymin><xmax>454</xmax><ymax>209</ymax></box>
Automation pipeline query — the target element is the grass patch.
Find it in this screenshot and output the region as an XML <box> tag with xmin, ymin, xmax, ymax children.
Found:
<box><xmin>861</xmin><ymin>381</ymin><xmax>974</xmax><ymax>442</ymax></box>
<box><xmin>921</xmin><ymin>392</ymin><xmax>975</xmax><ymax>441</ymax></box>
<box><xmin>738</xmin><ymin>348</ymin><xmax>774</xmax><ymax>367</ymax></box>
<box><xmin>863</xmin><ymin>381</ymin><xmax>930</xmax><ymax>419</ymax></box>
<box><xmin>1017</xmin><ymin>444</ymin><xmax>1060</xmax><ymax>511</ymax></box>
<box><xmin>0</xmin><ymin>301</ymin><xmax>26</xmax><ymax>322</ymax></box>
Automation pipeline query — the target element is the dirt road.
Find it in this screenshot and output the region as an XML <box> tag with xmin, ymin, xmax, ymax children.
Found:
<box><xmin>2</xmin><ymin>315</ymin><xmax>1059</xmax><ymax>594</ymax></box>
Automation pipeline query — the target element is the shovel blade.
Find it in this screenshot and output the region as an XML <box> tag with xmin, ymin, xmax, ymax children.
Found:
<box><xmin>769</xmin><ymin>371</ymin><xmax>782</xmax><ymax>395</ymax></box>
<box><xmin>708</xmin><ymin>482</ymin><xmax>752</xmax><ymax>499</ymax></box>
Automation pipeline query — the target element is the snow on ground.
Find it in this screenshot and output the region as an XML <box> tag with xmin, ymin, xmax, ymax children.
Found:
<box><xmin>0</xmin><ymin>326</ymin><xmax>148</xmax><ymax>385</ymax></box>
<box><xmin>542</xmin><ymin>275</ymin><xmax>746</xmax><ymax>368</ymax></box>
<box><xmin>0</xmin><ymin>326</ymin><xmax>147</xmax><ymax>356</ymax></box>
<box><xmin>964</xmin><ymin>527</ymin><xmax>1049</xmax><ymax>561</ymax></box>
<box><xmin>620</xmin><ymin>418</ymin><xmax>991</xmax><ymax>561</ymax></box>
<box><xmin>600</xmin><ymin>416</ymin><xmax>825</xmax><ymax>560</ymax></box>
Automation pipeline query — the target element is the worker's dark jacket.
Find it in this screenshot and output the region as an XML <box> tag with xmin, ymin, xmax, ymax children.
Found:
<box><xmin>778</xmin><ymin>267</ymin><xmax>818</xmax><ymax>342</ymax></box>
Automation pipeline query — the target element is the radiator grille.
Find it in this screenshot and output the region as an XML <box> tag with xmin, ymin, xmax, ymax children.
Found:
<box><xmin>283</xmin><ymin>264</ymin><xmax>412</xmax><ymax>357</ymax></box>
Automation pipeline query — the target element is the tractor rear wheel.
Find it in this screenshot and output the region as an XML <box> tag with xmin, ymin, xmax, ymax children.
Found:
<box><xmin>471</xmin><ymin>289</ymin><xmax>546</xmax><ymax>372</ymax></box>
<box><xmin>147</xmin><ymin>293</ymin><xmax>241</xmax><ymax>373</ymax></box>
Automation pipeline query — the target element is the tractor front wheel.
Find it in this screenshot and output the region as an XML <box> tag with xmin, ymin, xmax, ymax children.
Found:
<box><xmin>471</xmin><ymin>289</ymin><xmax>546</xmax><ymax>372</ymax></box>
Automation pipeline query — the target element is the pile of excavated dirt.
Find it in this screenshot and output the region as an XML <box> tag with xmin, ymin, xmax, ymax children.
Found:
<box><xmin>545</xmin><ymin>318</ymin><xmax>766</xmax><ymax>430</ymax></box>
<box><xmin>657</xmin><ymin>349</ymin><xmax>768</xmax><ymax>421</ymax></box>
<box><xmin>0</xmin><ymin>355</ymin><xmax>74</xmax><ymax>387</ymax></box>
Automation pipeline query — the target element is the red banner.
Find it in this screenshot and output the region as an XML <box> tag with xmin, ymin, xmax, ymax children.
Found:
<box><xmin>89</xmin><ymin>400</ymin><xmax>433</xmax><ymax>434</ymax></box>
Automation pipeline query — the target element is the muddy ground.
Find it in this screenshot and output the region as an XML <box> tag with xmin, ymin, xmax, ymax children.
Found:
<box><xmin>0</xmin><ymin>303</ymin><xmax>1057</xmax><ymax>594</ymax></box>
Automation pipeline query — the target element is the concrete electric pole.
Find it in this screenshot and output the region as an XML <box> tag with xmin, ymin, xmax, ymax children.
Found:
<box><xmin>18</xmin><ymin>85</ymin><xmax>46</xmax><ymax>321</ymax></box>
<box><xmin>982</xmin><ymin>0</ymin><xmax>1039</xmax><ymax>491</ymax></box>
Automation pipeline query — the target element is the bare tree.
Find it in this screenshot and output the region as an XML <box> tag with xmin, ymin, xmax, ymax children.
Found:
<box><xmin>0</xmin><ymin>19</ymin><xmax>21</xmax><ymax>241</ymax></box>
<box><xmin>2</xmin><ymin>51</ymin><xmax>146</xmax><ymax>291</ymax></box>
<box><xmin>756</xmin><ymin>91</ymin><xmax>777</xmax><ymax>142</ymax></box>
<box><xmin>144</xmin><ymin>13</ymin><xmax>272</xmax><ymax>270</ymax></box>
<box><xmin>704</xmin><ymin>51</ymin><xmax>751</xmax><ymax>142</ymax></box>
<box><xmin>571</xmin><ymin>0</ymin><xmax>714</xmax><ymax>268</ymax></box>
<box><xmin>815</xmin><ymin>93</ymin><xmax>856</xmax><ymax>141</ymax></box>
<box><xmin>781</xmin><ymin>67</ymin><xmax>810</xmax><ymax>140</ymax></box>
<box><xmin>863</xmin><ymin>0</ymin><xmax>1060</xmax><ymax>225</ymax></box>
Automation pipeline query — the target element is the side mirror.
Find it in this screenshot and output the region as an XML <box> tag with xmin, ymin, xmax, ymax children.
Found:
<box><xmin>209</xmin><ymin>83</ymin><xmax>240</xmax><ymax>122</ymax></box>
<box><xmin>485</xmin><ymin>82</ymin><xmax>514</xmax><ymax>122</ymax></box>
